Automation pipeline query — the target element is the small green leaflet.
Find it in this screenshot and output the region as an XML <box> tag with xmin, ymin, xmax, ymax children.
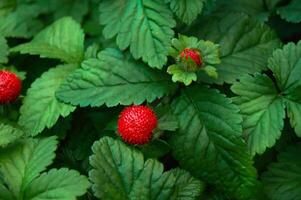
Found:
<box><xmin>169</xmin><ymin>85</ymin><xmax>258</xmax><ymax>199</ymax></box>
<box><xmin>19</xmin><ymin>64</ymin><xmax>76</xmax><ymax>136</ymax></box>
<box><xmin>0</xmin><ymin>35</ymin><xmax>8</xmax><ymax>64</ymax></box>
<box><xmin>89</xmin><ymin>137</ymin><xmax>203</xmax><ymax>200</ymax></box>
<box><xmin>231</xmin><ymin>73</ymin><xmax>285</xmax><ymax>155</ymax></box>
<box><xmin>262</xmin><ymin>143</ymin><xmax>301</xmax><ymax>200</ymax></box>
<box><xmin>189</xmin><ymin>12</ymin><xmax>281</xmax><ymax>84</ymax></box>
<box><xmin>277</xmin><ymin>0</ymin><xmax>301</xmax><ymax>23</ymax></box>
<box><xmin>24</xmin><ymin>168</ymin><xmax>90</xmax><ymax>200</ymax></box>
<box><xmin>0</xmin><ymin>136</ymin><xmax>90</xmax><ymax>199</ymax></box>
<box><xmin>0</xmin><ymin>123</ymin><xmax>23</xmax><ymax>147</ymax></box>
<box><xmin>56</xmin><ymin>48</ymin><xmax>176</xmax><ymax>107</ymax></box>
<box><xmin>11</xmin><ymin>17</ymin><xmax>85</xmax><ymax>64</ymax></box>
<box><xmin>286</xmin><ymin>86</ymin><xmax>301</xmax><ymax>137</ymax></box>
<box><xmin>99</xmin><ymin>0</ymin><xmax>176</xmax><ymax>69</ymax></box>
<box><xmin>165</xmin><ymin>0</ymin><xmax>205</xmax><ymax>25</ymax></box>
<box><xmin>268</xmin><ymin>41</ymin><xmax>301</xmax><ymax>93</ymax></box>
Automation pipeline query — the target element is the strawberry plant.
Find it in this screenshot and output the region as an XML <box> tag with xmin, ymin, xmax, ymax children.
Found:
<box><xmin>1</xmin><ymin>0</ymin><xmax>301</xmax><ymax>199</ymax></box>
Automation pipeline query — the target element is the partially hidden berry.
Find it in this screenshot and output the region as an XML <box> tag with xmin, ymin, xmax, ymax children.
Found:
<box><xmin>179</xmin><ymin>48</ymin><xmax>202</xmax><ymax>66</ymax></box>
<box><xmin>0</xmin><ymin>70</ymin><xmax>22</xmax><ymax>104</ymax></box>
<box><xmin>118</xmin><ymin>105</ymin><xmax>158</xmax><ymax>145</ymax></box>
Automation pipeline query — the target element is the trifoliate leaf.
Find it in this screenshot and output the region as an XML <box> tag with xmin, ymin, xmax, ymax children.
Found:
<box><xmin>0</xmin><ymin>35</ymin><xmax>8</xmax><ymax>64</ymax></box>
<box><xmin>165</xmin><ymin>0</ymin><xmax>205</xmax><ymax>24</ymax></box>
<box><xmin>11</xmin><ymin>17</ymin><xmax>85</xmax><ymax>63</ymax></box>
<box><xmin>170</xmin><ymin>169</ymin><xmax>205</xmax><ymax>199</ymax></box>
<box><xmin>170</xmin><ymin>85</ymin><xmax>258</xmax><ymax>199</ymax></box>
<box><xmin>268</xmin><ymin>42</ymin><xmax>301</xmax><ymax>92</ymax></box>
<box><xmin>19</xmin><ymin>64</ymin><xmax>76</xmax><ymax>136</ymax></box>
<box><xmin>231</xmin><ymin>73</ymin><xmax>285</xmax><ymax>155</ymax></box>
<box><xmin>89</xmin><ymin>137</ymin><xmax>203</xmax><ymax>200</ymax></box>
<box><xmin>155</xmin><ymin>105</ymin><xmax>179</xmax><ymax>131</ymax></box>
<box><xmin>24</xmin><ymin>168</ymin><xmax>90</xmax><ymax>200</ymax></box>
<box><xmin>285</xmin><ymin>86</ymin><xmax>301</xmax><ymax>137</ymax></box>
<box><xmin>56</xmin><ymin>48</ymin><xmax>176</xmax><ymax>107</ymax></box>
<box><xmin>99</xmin><ymin>0</ymin><xmax>176</xmax><ymax>68</ymax></box>
<box><xmin>0</xmin><ymin>123</ymin><xmax>23</xmax><ymax>147</ymax></box>
<box><xmin>190</xmin><ymin>12</ymin><xmax>281</xmax><ymax>84</ymax></box>
<box><xmin>262</xmin><ymin>143</ymin><xmax>301</xmax><ymax>200</ymax></box>
<box><xmin>0</xmin><ymin>137</ymin><xmax>57</xmax><ymax>198</ymax></box>
<box><xmin>277</xmin><ymin>0</ymin><xmax>301</xmax><ymax>23</ymax></box>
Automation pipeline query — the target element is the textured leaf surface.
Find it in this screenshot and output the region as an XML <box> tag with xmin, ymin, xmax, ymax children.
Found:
<box><xmin>11</xmin><ymin>17</ymin><xmax>84</xmax><ymax>63</ymax></box>
<box><xmin>165</xmin><ymin>0</ymin><xmax>204</xmax><ymax>24</ymax></box>
<box><xmin>262</xmin><ymin>144</ymin><xmax>301</xmax><ymax>200</ymax></box>
<box><xmin>0</xmin><ymin>35</ymin><xmax>8</xmax><ymax>64</ymax></box>
<box><xmin>268</xmin><ymin>42</ymin><xmax>301</xmax><ymax>92</ymax></box>
<box><xmin>170</xmin><ymin>85</ymin><xmax>258</xmax><ymax>199</ymax></box>
<box><xmin>0</xmin><ymin>137</ymin><xmax>57</xmax><ymax>198</ymax></box>
<box><xmin>24</xmin><ymin>168</ymin><xmax>90</xmax><ymax>200</ymax></box>
<box><xmin>89</xmin><ymin>137</ymin><xmax>203</xmax><ymax>200</ymax></box>
<box><xmin>170</xmin><ymin>169</ymin><xmax>204</xmax><ymax>199</ymax></box>
<box><xmin>0</xmin><ymin>123</ymin><xmax>23</xmax><ymax>147</ymax></box>
<box><xmin>231</xmin><ymin>74</ymin><xmax>285</xmax><ymax>155</ymax></box>
<box><xmin>285</xmin><ymin>86</ymin><xmax>301</xmax><ymax>137</ymax></box>
<box><xmin>57</xmin><ymin>48</ymin><xmax>176</xmax><ymax>107</ymax></box>
<box><xmin>190</xmin><ymin>12</ymin><xmax>281</xmax><ymax>84</ymax></box>
<box><xmin>19</xmin><ymin>64</ymin><xmax>76</xmax><ymax>136</ymax></box>
<box><xmin>277</xmin><ymin>0</ymin><xmax>301</xmax><ymax>23</ymax></box>
<box><xmin>99</xmin><ymin>0</ymin><xmax>176</xmax><ymax>68</ymax></box>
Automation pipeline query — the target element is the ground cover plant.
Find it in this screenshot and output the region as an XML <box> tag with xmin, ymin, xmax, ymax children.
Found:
<box><xmin>1</xmin><ymin>0</ymin><xmax>301</xmax><ymax>199</ymax></box>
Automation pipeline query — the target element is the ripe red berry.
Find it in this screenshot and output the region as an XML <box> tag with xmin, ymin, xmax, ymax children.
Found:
<box><xmin>0</xmin><ymin>70</ymin><xmax>22</xmax><ymax>104</ymax></box>
<box><xmin>118</xmin><ymin>105</ymin><xmax>158</xmax><ymax>145</ymax></box>
<box><xmin>180</xmin><ymin>48</ymin><xmax>202</xmax><ymax>66</ymax></box>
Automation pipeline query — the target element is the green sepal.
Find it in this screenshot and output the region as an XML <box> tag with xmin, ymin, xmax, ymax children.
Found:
<box><xmin>168</xmin><ymin>34</ymin><xmax>220</xmax><ymax>85</ymax></box>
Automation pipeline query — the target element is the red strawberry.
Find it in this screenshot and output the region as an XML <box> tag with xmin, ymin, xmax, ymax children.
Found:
<box><xmin>118</xmin><ymin>105</ymin><xmax>158</xmax><ymax>145</ymax></box>
<box><xmin>0</xmin><ymin>70</ymin><xmax>22</xmax><ymax>104</ymax></box>
<box><xmin>180</xmin><ymin>48</ymin><xmax>202</xmax><ymax>66</ymax></box>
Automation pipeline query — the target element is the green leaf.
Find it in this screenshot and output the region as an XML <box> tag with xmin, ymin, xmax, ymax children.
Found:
<box><xmin>19</xmin><ymin>64</ymin><xmax>76</xmax><ymax>136</ymax></box>
<box><xmin>165</xmin><ymin>0</ymin><xmax>204</xmax><ymax>24</ymax></box>
<box><xmin>89</xmin><ymin>137</ymin><xmax>203</xmax><ymax>200</ymax></box>
<box><xmin>0</xmin><ymin>4</ymin><xmax>44</xmax><ymax>38</ymax></box>
<box><xmin>268</xmin><ymin>42</ymin><xmax>301</xmax><ymax>92</ymax></box>
<box><xmin>56</xmin><ymin>48</ymin><xmax>176</xmax><ymax>107</ymax></box>
<box><xmin>231</xmin><ymin>73</ymin><xmax>285</xmax><ymax>155</ymax></box>
<box><xmin>0</xmin><ymin>123</ymin><xmax>23</xmax><ymax>147</ymax></box>
<box><xmin>262</xmin><ymin>143</ymin><xmax>301</xmax><ymax>200</ymax></box>
<box><xmin>0</xmin><ymin>35</ymin><xmax>8</xmax><ymax>64</ymax></box>
<box><xmin>217</xmin><ymin>0</ymin><xmax>269</xmax><ymax>21</ymax></box>
<box><xmin>0</xmin><ymin>137</ymin><xmax>57</xmax><ymax>198</ymax></box>
<box><xmin>99</xmin><ymin>0</ymin><xmax>176</xmax><ymax>68</ymax></box>
<box><xmin>190</xmin><ymin>12</ymin><xmax>281</xmax><ymax>84</ymax></box>
<box><xmin>285</xmin><ymin>86</ymin><xmax>301</xmax><ymax>137</ymax></box>
<box><xmin>24</xmin><ymin>168</ymin><xmax>90</xmax><ymax>200</ymax></box>
<box><xmin>277</xmin><ymin>0</ymin><xmax>301</xmax><ymax>23</ymax></box>
<box><xmin>167</xmin><ymin>64</ymin><xmax>197</xmax><ymax>86</ymax></box>
<box><xmin>0</xmin><ymin>182</ymin><xmax>14</xmax><ymax>200</ymax></box>
<box><xmin>170</xmin><ymin>169</ymin><xmax>205</xmax><ymax>199</ymax></box>
<box><xmin>169</xmin><ymin>85</ymin><xmax>258</xmax><ymax>199</ymax></box>
<box><xmin>11</xmin><ymin>17</ymin><xmax>85</xmax><ymax>63</ymax></box>
<box><xmin>0</xmin><ymin>0</ymin><xmax>16</xmax><ymax>16</ymax></box>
